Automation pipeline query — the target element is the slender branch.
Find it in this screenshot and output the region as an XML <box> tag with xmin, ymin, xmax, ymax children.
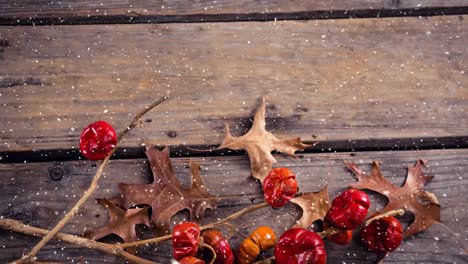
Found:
<box><xmin>20</xmin><ymin>260</ymin><xmax>63</xmax><ymax>264</ymax></box>
<box><xmin>200</xmin><ymin>202</ymin><xmax>269</xmax><ymax>231</ymax></box>
<box><xmin>364</xmin><ymin>209</ymin><xmax>405</xmax><ymax>226</ymax></box>
<box><xmin>121</xmin><ymin>201</ymin><xmax>269</xmax><ymax>249</ymax></box>
<box><xmin>318</xmin><ymin>227</ymin><xmax>341</xmax><ymax>238</ymax></box>
<box><xmin>222</xmin><ymin>222</ymin><xmax>236</xmax><ymax>241</ymax></box>
<box><xmin>0</xmin><ymin>219</ymin><xmax>158</xmax><ymax>264</ymax></box>
<box><xmin>253</xmin><ymin>256</ymin><xmax>275</xmax><ymax>264</ymax></box>
<box><xmin>16</xmin><ymin>96</ymin><xmax>170</xmax><ymax>263</ymax></box>
<box><xmin>0</xmin><ymin>199</ymin><xmax>269</xmax><ymax>262</ymax></box>
<box><xmin>121</xmin><ymin>234</ymin><xmax>172</xmax><ymax>249</ymax></box>
<box><xmin>200</xmin><ymin>242</ymin><xmax>216</xmax><ymax>264</ymax></box>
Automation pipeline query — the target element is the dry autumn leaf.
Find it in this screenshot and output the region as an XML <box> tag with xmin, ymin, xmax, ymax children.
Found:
<box><xmin>346</xmin><ymin>160</ymin><xmax>440</xmax><ymax>238</ymax></box>
<box><xmin>119</xmin><ymin>147</ymin><xmax>217</xmax><ymax>233</ymax></box>
<box><xmin>83</xmin><ymin>198</ymin><xmax>151</xmax><ymax>246</ymax></box>
<box><xmin>218</xmin><ymin>97</ymin><xmax>312</xmax><ymax>182</ymax></box>
<box><xmin>290</xmin><ymin>186</ymin><xmax>331</xmax><ymax>228</ymax></box>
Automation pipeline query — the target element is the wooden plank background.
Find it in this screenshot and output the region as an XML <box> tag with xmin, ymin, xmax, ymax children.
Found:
<box><xmin>1</xmin><ymin>0</ymin><xmax>468</xmax><ymax>25</ymax></box>
<box><xmin>1</xmin><ymin>149</ymin><xmax>466</xmax><ymax>263</ymax></box>
<box><xmin>1</xmin><ymin>1</ymin><xmax>467</xmax><ymax>263</ymax></box>
<box><xmin>0</xmin><ymin>15</ymin><xmax>467</xmax><ymax>156</ymax></box>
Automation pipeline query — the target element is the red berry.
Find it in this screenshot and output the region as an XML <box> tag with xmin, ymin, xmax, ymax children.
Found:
<box><xmin>79</xmin><ymin>120</ymin><xmax>117</xmax><ymax>160</ymax></box>
<box><xmin>202</xmin><ymin>229</ymin><xmax>234</xmax><ymax>264</ymax></box>
<box><xmin>179</xmin><ymin>256</ymin><xmax>205</xmax><ymax>264</ymax></box>
<box><xmin>325</xmin><ymin>189</ymin><xmax>370</xmax><ymax>230</ymax></box>
<box><xmin>327</xmin><ymin>230</ymin><xmax>353</xmax><ymax>245</ymax></box>
<box><xmin>275</xmin><ymin>228</ymin><xmax>327</xmax><ymax>264</ymax></box>
<box><xmin>360</xmin><ymin>216</ymin><xmax>403</xmax><ymax>253</ymax></box>
<box><xmin>172</xmin><ymin>222</ymin><xmax>201</xmax><ymax>260</ymax></box>
<box><xmin>263</xmin><ymin>168</ymin><xmax>298</xmax><ymax>208</ymax></box>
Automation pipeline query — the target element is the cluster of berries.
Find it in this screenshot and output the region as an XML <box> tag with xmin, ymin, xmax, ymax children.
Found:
<box><xmin>170</xmin><ymin>169</ymin><xmax>403</xmax><ymax>264</ymax></box>
<box><xmin>79</xmin><ymin>121</ymin><xmax>404</xmax><ymax>264</ymax></box>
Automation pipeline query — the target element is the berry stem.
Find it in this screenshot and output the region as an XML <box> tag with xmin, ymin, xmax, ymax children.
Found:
<box><xmin>364</xmin><ymin>209</ymin><xmax>405</xmax><ymax>226</ymax></box>
<box><xmin>253</xmin><ymin>256</ymin><xmax>275</xmax><ymax>263</ymax></box>
<box><xmin>222</xmin><ymin>222</ymin><xmax>236</xmax><ymax>241</ymax></box>
<box><xmin>318</xmin><ymin>227</ymin><xmax>341</xmax><ymax>238</ymax></box>
<box><xmin>3</xmin><ymin>186</ymin><xmax>294</xmax><ymax>262</ymax></box>
<box><xmin>121</xmin><ymin>201</ymin><xmax>270</xmax><ymax>249</ymax></box>
<box><xmin>14</xmin><ymin>95</ymin><xmax>170</xmax><ymax>263</ymax></box>
<box><xmin>200</xmin><ymin>241</ymin><xmax>217</xmax><ymax>264</ymax></box>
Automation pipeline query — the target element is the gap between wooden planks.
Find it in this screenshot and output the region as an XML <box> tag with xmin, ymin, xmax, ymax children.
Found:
<box><xmin>0</xmin><ymin>15</ymin><xmax>467</xmax><ymax>154</ymax></box>
<box><xmin>0</xmin><ymin>0</ymin><xmax>467</xmax><ymax>25</ymax></box>
<box><xmin>0</xmin><ymin>149</ymin><xmax>466</xmax><ymax>263</ymax></box>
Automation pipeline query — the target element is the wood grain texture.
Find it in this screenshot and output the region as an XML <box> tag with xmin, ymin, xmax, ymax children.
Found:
<box><xmin>384</xmin><ymin>0</ymin><xmax>468</xmax><ymax>9</ymax></box>
<box><xmin>0</xmin><ymin>15</ymin><xmax>467</xmax><ymax>154</ymax></box>
<box><xmin>0</xmin><ymin>0</ymin><xmax>467</xmax><ymax>25</ymax></box>
<box><xmin>0</xmin><ymin>149</ymin><xmax>466</xmax><ymax>263</ymax></box>
<box><xmin>0</xmin><ymin>0</ymin><xmax>382</xmax><ymax>18</ymax></box>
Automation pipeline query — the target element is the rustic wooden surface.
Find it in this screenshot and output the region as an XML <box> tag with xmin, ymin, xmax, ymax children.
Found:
<box><xmin>1</xmin><ymin>1</ymin><xmax>468</xmax><ymax>263</ymax></box>
<box><xmin>0</xmin><ymin>15</ymin><xmax>467</xmax><ymax>155</ymax></box>
<box><xmin>0</xmin><ymin>149</ymin><xmax>466</xmax><ymax>263</ymax></box>
<box><xmin>1</xmin><ymin>0</ymin><xmax>467</xmax><ymax>25</ymax></box>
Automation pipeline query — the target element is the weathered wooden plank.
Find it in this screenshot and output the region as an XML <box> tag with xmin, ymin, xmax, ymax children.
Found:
<box><xmin>384</xmin><ymin>0</ymin><xmax>468</xmax><ymax>9</ymax></box>
<box><xmin>0</xmin><ymin>149</ymin><xmax>466</xmax><ymax>262</ymax></box>
<box><xmin>0</xmin><ymin>0</ymin><xmax>467</xmax><ymax>25</ymax></box>
<box><xmin>0</xmin><ymin>0</ymin><xmax>382</xmax><ymax>18</ymax></box>
<box><xmin>0</xmin><ymin>15</ymin><xmax>467</xmax><ymax>154</ymax></box>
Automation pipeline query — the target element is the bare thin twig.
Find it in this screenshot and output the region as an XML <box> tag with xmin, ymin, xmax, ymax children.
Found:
<box><xmin>15</xmin><ymin>96</ymin><xmax>169</xmax><ymax>263</ymax></box>
<box><xmin>0</xmin><ymin>219</ymin><xmax>158</xmax><ymax>264</ymax></box>
<box><xmin>200</xmin><ymin>242</ymin><xmax>216</xmax><ymax>264</ymax></box>
<box><xmin>364</xmin><ymin>209</ymin><xmax>405</xmax><ymax>226</ymax></box>
<box><xmin>253</xmin><ymin>256</ymin><xmax>275</xmax><ymax>264</ymax></box>
<box><xmin>121</xmin><ymin>201</ymin><xmax>269</xmax><ymax>249</ymax></box>
<box><xmin>0</xmin><ymin>200</ymin><xmax>269</xmax><ymax>262</ymax></box>
<box><xmin>318</xmin><ymin>227</ymin><xmax>341</xmax><ymax>238</ymax></box>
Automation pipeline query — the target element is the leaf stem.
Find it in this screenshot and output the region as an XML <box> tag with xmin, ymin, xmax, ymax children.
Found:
<box><xmin>15</xmin><ymin>96</ymin><xmax>170</xmax><ymax>263</ymax></box>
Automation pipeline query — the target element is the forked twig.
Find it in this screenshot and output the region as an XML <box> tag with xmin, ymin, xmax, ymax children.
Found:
<box><xmin>13</xmin><ymin>96</ymin><xmax>169</xmax><ymax>263</ymax></box>
<box><xmin>0</xmin><ymin>219</ymin><xmax>158</xmax><ymax>264</ymax></box>
<box><xmin>120</xmin><ymin>201</ymin><xmax>270</xmax><ymax>249</ymax></box>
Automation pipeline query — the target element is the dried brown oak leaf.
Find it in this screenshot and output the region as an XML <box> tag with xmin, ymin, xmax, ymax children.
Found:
<box><xmin>83</xmin><ymin>198</ymin><xmax>151</xmax><ymax>243</ymax></box>
<box><xmin>217</xmin><ymin>97</ymin><xmax>312</xmax><ymax>182</ymax></box>
<box><xmin>346</xmin><ymin>160</ymin><xmax>440</xmax><ymax>238</ymax></box>
<box><xmin>119</xmin><ymin>147</ymin><xmax>217</xmax><ymax>233</ymax></box>
<box><xmin>290</xmin><ymin>186</ymin><xmax>330</xmax><ymax>228</ymax></box>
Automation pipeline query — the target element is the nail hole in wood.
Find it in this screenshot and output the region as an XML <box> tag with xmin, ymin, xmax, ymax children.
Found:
<box><xmin>167</xmin><ymin>131</ymin><xmax>177</xmax><ymax>138</ymax></box>
<box><xmin>49</xmin><ymin>166</ymin><xmax>64</xmax><ymax>181</ymax></box>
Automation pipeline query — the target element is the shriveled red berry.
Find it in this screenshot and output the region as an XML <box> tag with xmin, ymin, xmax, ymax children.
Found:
<box><xmin>275</xmin><ymin>228</ymin><xmax>327</xmax><ymax>264</ymax></box>
<box><xmin>325</xmin><ymin>189</ymin><xmax>370</xmax><ymax>230</ymax></box>
<box><xmin>327</xmin><ymin>230</ymin><xmax>353</xmax><ymax>245</ymax></box>
<box><xmin>79</xmin><ymin>120</ymin><xmax>117</xmax><ymax>160</ymax></box>
<box><xmin>202</xmin><ymin>229</ymin><xmax>234</xmax><ymax>264</ymax></box>
<box><xmin>179</xmin><ymin>256</ymin><xmax>205</xmax><ymax>264</ymax></box>
<box><xmin>360</xmin><ymin>216</ymin><xmax>403</xmax><ymax>253</ymax></box>
<box><xmin>263</xmin><ymin>168</ymin><xmax>298</xmax><ymax>208</ymax></box>
<box><xmin>172</xmin><ymin>222</ymin><xmax>201</xmax><ymax>260</ymax></box>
